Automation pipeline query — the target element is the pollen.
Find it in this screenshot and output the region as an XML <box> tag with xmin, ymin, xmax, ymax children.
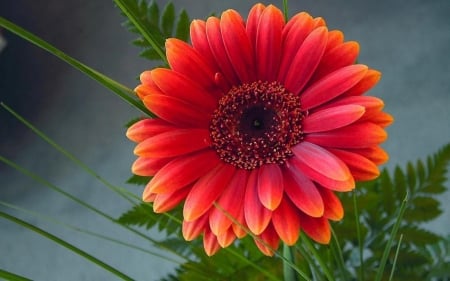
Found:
<box><xmin>210</xmin><ymin>81</ymin><xmax>304</xmax><ymax>170</ymax></box>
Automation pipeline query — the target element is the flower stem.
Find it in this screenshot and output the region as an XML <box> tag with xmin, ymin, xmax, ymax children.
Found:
<box><xmin>282</xmin><ymin>0</ymin><xmax>289</xmax><ymax>22</ymax></box>
<box><xmin>283</xmin><ymin>244</ymin><xmax>298</xmax><ymax>281</ymax></box>
<box><xmin>353</xmin><ymin>191</ymin><xmax>365</xmax><ymax>280</ymax></box>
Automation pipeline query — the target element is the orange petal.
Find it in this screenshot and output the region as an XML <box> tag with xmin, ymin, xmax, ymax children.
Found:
<box><xmin>256</xmin><ymin>5</ymin><xmax>284</xmax><ymax>81</ymax></box>
<box><xmin>254</xmin><ymin>224</ymin><xmax>280</xmax><ymax>256</ymax></box>
<box><xmin>324</xmin><ymin>30</ymin><xmax>344</xmax><ymax>52</ymax></box>
<box><xmin>343</xmin><ymin>69</ymin><xmax>381</xmax><ymax>96</ymax></box>
<box><xmin>306</xmin><ymin>122</ymin><xmax>387</xmax><ymax>149</ymax></box>
<box><xmin>284</xmin><ymin>165</ymin><xmax>324</xmax><ymax>217</ymax></box>
<box><xmin>203</xmin><ymin>229</ymin><xmax>221</xmax><ymax>256</ymax></box>
<box><xmin>282</xmin><ymin>26</ymin><xmax>328</xmax><ymax>94</ymax></box>
<box><xmin>151</xmin><ymin>68</ymin><xmax>218</xmax><ymax>111</ymax></box>
<box><xmin>301</xmin><ymin>64</ymin><xmax>368</xmax><ymax>110</ymax></box>
<box><xmin>300</xmin><ymin>214</ymin><xmax>331</xmax><ymax>244</ymax></box>
<box><xmin>210</xmin><ymin>169</ymin><xmax>249</xmax><ymax>235</ymax></box>
<box><xmin>272</xmin><ymin>198</ymin><xmax>301</xmax><ymax>245</ymax></box>
<box><xmin>132</xmin><ymin>157</ymin><xmax>171</xmax><ymax>176</ymax></box>
<box><xmin>317</xmin><ymin>185</ymin><xmax>344</xmax><ymax>221</ymax></box>
<box><xmin>126</xmin><ymin>118</ymin><xmax>174</xmax><ymax>143</ymax></box>
<box><xmin>232</xmin><ymin>206</ymin><xmax>248</xmax><ymax>238</ymax></box>
<box><xmin>182</xmin><ymin>213</ymin><xmax>208</xmax><ymax>241</ymax></box>
<box><xmin>258</xmin><ymin>164</ymin><xmax>284</xmax><ymax>210</ymax></box>
<box><xmin>244</xmin><ymin>169</ymin><xmax>272</xmax><ymax>235</ymax></box>
<box><xmin>142</xmin><ymin>94</ymin><xmax>210</xmax><ymax>128</ymax></box>
<box><xmin>153</xmin><ymin>186</ymin><xmax>190</xmax><ymax>213</ymax></box>
<box><xmin>144</xmin><ymin>150</ymin><xmax>219</xmax><ymax>196</ymax></box>
<box><xmin>316</xmin><ymin>95</ymin><xmax>385</xmax><ymax>118</ymax></box>
<box><xmin>348</xmin><ymin>146</ymin><xmax>389</xmax><ymax>165</ymax></box>
<box><xmin>221</xmin><ymin>9</ymin><xmax>255</xmax><ymax>83</ymax></box>
<box><xmin>329</xmin><ymin>148</ymin><xmax>380</xmax><ymax>181</ymax></box>
<box><xmin>134</xmin><ymin>129</ymin><xmax>211</xmax><ymax>158</ymax></box>
<box><xmin>303</xmin><ymin>105</ymin><xmax>365</xmax><ymax>133</ymax></box>
<box><xmin>184</xmin><ymin>164</ymin><xmax>236</xmax><ymax>221</ymax></box>
<box><xmin>217</xmin><ymin>228</ymin><xmax>236</xmax><ymax>248</ymax></box>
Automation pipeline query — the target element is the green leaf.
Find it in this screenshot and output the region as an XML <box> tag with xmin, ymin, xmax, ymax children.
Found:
<box><xmin>119</xmin><ymin>0</ymin><xmax>191</xmax><ymax>62</ymax></box>
<box><xmin>401</xmin><ymin>226</ymin><xmax>441</xmax><ymax>246</ymax></box>
<box><xmin>394</xmin><ymin>166</ymin><xmax>407</xmax><ymax>199</ymax></box>
<box><xmin>161</xmin><ymin>2</ymin><xmax>176</xmax><ymax>37</ymax></box>
<box><xmin>404</xmin><ymin>196</ymin><xmax>442</xmax><ymax>222</ymax></box>
<box><xmin>126</xmin><ymin>174</ymin><xmax>151</xmax><ymax>185</ymax></box>
<box><xmin>175</xmin><ymin>10</ymin><xmax>190</xmax><ymax>41</ymax></box>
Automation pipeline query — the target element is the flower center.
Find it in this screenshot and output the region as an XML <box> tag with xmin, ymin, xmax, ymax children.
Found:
<box><xmin>210</xmin><ymin>81</ymin><xmax>304</xmax><ymax>170</ymax></box>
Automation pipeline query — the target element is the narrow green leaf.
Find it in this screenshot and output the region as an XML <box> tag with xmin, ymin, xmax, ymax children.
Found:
<box><xmin>388</xmin><ymin>234</ymin><xmax>403</xmax><ymax>281</ymax></box>
<box><xmin>0</xmin><ymin>211</ymin><xmax>134</xmax><ymax>281</ymax></box>
<box><xmin>394</xmin><ymin>166</ymin><xmax>407</xmax><ymax>199</ymax></box>
<box><xmin>148</xmin><ymin>0</ymin><xmax>160</xmax><ymax>27</ymax></box>
<box><xmin>406</xmin><ymin>161</ymin><xmax>416</xmax><ymax>192</ymax></box>
<box><xmin>0</xmin><ymin>269</ymin><xmax>32</xmax><ymax>281</ymax></box>
<box><xmin>283</xmin><ymin>244</ymin><xmax>298</xmax><ymax>281</ymax></box>
<box><xmin>126</xmin><ymin>174</ymin><xmax>151</xmax><ymax>185</ymax></box>
<box><xmin>0</xmin><ymin>17</ymin><xmax>151</xmax><ymax>116</ymax></box>
<box><xmin>416</xmin><ymin>159</ymin><xmax>426</xmax><ymax>185</ymax></box>
<box><xmin>161</xmin><ymin>2</ymin><xmax>176</xmax><ymax>37</ymax></box>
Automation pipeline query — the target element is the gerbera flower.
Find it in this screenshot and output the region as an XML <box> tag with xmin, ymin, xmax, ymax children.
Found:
<box><xmin>127</xmin><ymin>3</ymin><xmax>392</xmax><ymax>256</ymax></box>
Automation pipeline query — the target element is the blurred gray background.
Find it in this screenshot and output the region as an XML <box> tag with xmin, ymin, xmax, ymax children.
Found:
<box><xmin>1</xmin><ymin>0</ymin><xmax>449</xmax><ymax>280</ymax></box>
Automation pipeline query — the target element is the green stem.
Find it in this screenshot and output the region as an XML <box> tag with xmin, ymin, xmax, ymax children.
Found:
<box><xmin>353</xmin><ymin>191</ymin><xmax>365</xmax><ymax>280</ymax></box>
<box><xmin>0</xmin><ymin>17</ymin><xmax>151</xmax><ymax>116</ymax></box>
<box><xmin>0</xmin><ymin>211</ymin><xmax>134</xmax><ymax>281</ymax></box>
<box><xmin>0</xmin><ymin>269</ymin><xmax>32</xmax><ymax>281</ymax></box>
<box><xmin>300</xmin><ymin>233</ymin><xmax>335</xmax><ymax>281</ymax></box>
<box><xmin>282</xmin><ymin>0</ymin><xmax>289</xmax><ymax>22</ymax></box>
<box><xmin>283</xmin><ymin>244</ymin><xmax>298</xmax><ymax>281</ymax></box>
<box><xmin>330</xmin><ymin>227</ymin><xmax>349</xmax><ymax>280</ymax></box>
<box><xmin>374</xmin><ymin>193</ymin><xmax>409</xmax><ymax>281</ymax></box>
<box><xmin>388</xmin><ymin>234</ymin><xmax>403</xmax><ymax>281</ymax></box>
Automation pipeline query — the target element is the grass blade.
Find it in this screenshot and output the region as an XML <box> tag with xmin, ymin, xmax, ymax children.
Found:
<box><xmin>0</xmin><ymin>17</ymin><xmax>151</xmax><ymax>116</ymax></box>
<box><xmin>353</xmin><ymin>191</ymin><xmax>365</xmax><ymax>280</ymax></box>
<box><xmin>0</xmin><ymin>211</ymin><xmax>134</xmax><ymax>281</ymax></box>
<box><xmin>0</xmin><ymin>269</ymin><xmax>32</xmax><ymax>281</ymax></box>
<box><xmin>388</xmin><ymin>234</ymin><xmax>403</xmax><ymax>281</ymax></box>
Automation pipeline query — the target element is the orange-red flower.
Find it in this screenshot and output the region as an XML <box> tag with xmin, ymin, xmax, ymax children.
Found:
<box><xmin>127</xmin><ymin>3</ymin><xmax>392</xmax><ymax>256</ymax></box>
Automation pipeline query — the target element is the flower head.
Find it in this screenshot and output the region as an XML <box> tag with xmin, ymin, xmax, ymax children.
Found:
<box><xmin>127</xmin><ymin>3</ymin><xmax>392</xmax><ymax>256</ymax></box>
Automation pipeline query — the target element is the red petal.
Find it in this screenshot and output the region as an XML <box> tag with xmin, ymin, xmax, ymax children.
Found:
<box><xmin>244</xmin><ymin>169</ymin><xmax>272</xmax><ymax>235</ymax></box>
<box><xmin>165</xmin><ymin>39</ymin><xmax>217</xmax><ymax>90</ymax></box>
<box><xmin>151</xmin><ymin>68</ymin><xmax>218</xmax><ymax>111</ymax></box>
<box><xmin>329</xmin><ymin>148</ymin><xmax>380</xmax><ymax>181</ymax></box>
<box><xmin>284</xmin><ymin>166</ymin><xmax>324</xmax><ymax>217</ymax></box>
<box><xmin>317</xmin><ymin>186</ymin><xmax>344</xmax><ymax>221</ymax></box>
<box><xmin>310</xmin><ymin>41</ymin><xmax>360</xmax><ymax>85</ymax></box>
<box><xmin>190</xmin><ymin>20</ymin><xmax>220</xmax><ymax>73</ymax></box>
<box><xmin>254</xmin><ymin>224</ymin><xmax>279</xmax><ymax>256</ymax></box>
<box><xmin>143</xmin><ymin>94</ymin><xmax>210</xmax><ymax>128</ymax></box>
<box><xmin>256</xmin><ymin>5</ymin><xmax>284</xmax><ymax>81</ymax></box>
<box><xmin>134</xmin><ymin>129</ymin><xmax>211</xmax><ymax>158</ymax></box>
<box><xmin>343</xmin><ymin>69</ymin><xmax>381</xmax><ymax>96</ymax></box>
<box><xmin>258</xmin><ymin>164</ymin><xmax>284</xmax><ymax>210</ymax></box>
<box><xmin>143</xmin><ymin>150</ymin><xmax>219</xmax><ymax>196</ymax></box>
<box><xmin>316</xmin><ymin>95</ymin><xmax>385</xmax><ymax>118</ymax></box>
<box><xmin>278</xmin><ymin>12</ymin><xmax>314</xmax><ymax>81</ymax></box>
<box><xmin>184</xmin><ymin>164</ymin><xmax>236</xmax><ymax>221</ymax></box>
<box><xmin>126</xmin><ymin>118</ymin><xmax>174</xmax><ymax>143</ymax></box>
<box><xmin>272</xmin><ymin>197</ymin><xmax>301</xmax><ymax>245</ymax></box>
<box><xmin>301</xmin><ymin>64</ymin><xmax>368</xmax><ymax>110</ymax></box>
<box><xmin>300</xmin><ymin>213</ymin><xmax>331</xmax><ymax>244</ymax></box>
<box><xmin>203</xmin><ymin>229</ymin><xmax>221</xmax><ymax>256</ymax></box>
<box><xmin>246</xmin><ymin>3</ymin><xmax>266</xmax><ymax>49</ymax></box>
<box><xmin>206</xmin><ymin>17</ymin><xmax>239</xmax><ymax>85</ymax></box>
<box><xmin>131</xmin><ymin>157</ymin><xmax>171</xmax><ymax>176</ymax></box>
<box><xmin>221</xmin><ymin>9</ymin><xmax>255</xmax><ymax>83</ymax></box>
<box><xmin>210</xmin><ymin>169</ymin><xmax>249</xmax><ymax>235</ymax></box>
<box><xmin>306</xmin><ymin>122</ymin><xmax>387</xmax><ymax>149</ymax></box>
<box><xmin>303</xmin><ymin>105</ymin><xmax>365</xmax><ymax>133</ymax></box>
<box><xmin>182</xmin><ymin>213</ymin><xmax>208</xmax><ymax>241</ymax></box>
<box><xmin>153</xmin><ymin>186</ymin><xmax>190</xmax><ymax>213</ymax></box>
<box><xmin>292</xmin><ymin>142</ymin><xmax>352</xmax><ymax>182</ymax></box>
<box><xmin>217</xmin><ymin>228</ymin><xmax>236</xmax><ymax>248</ymax></box>
<box><xmin>282</xmin><ymin>26</ymin><xmax>328</xmax><ymax>94</ymax></box>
